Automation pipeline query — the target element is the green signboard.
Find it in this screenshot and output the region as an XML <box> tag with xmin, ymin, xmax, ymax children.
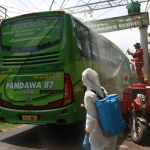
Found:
<box><xmin>85</xmin><ymin>12</ymin><xmax>149</xmax><ymax>34</ymax></box>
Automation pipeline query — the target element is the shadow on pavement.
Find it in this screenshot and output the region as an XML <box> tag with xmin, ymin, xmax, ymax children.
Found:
<box><xmin>0</xmin><ymin>121</ymin><xmax>86</xmax><ymax>150</ymax></box>
<box><xmin>0</xmin><ymin>122</ymin><xmax>150</xmax><ymax>150</ymax></box>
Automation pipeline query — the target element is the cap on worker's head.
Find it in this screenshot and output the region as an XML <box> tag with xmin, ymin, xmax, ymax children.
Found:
<box><xmin>134</xmin><ymin>43</ymin><xmax>141</xmax><ymax>47</ymax></box>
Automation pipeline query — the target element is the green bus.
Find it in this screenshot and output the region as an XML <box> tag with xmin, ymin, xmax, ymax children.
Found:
<box><xmin>0</xmin><ymin>11</ymin><xmax>137</xmax><ymax>125</ymax></box>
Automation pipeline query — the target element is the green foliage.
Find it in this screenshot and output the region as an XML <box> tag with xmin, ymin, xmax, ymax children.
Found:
<box><xmin>0</xmin><ymin>121</ymin><xmax>22</xmax><ymax>132</ymax></box>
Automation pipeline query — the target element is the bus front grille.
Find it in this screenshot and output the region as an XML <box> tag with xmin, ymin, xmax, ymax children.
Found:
<box><xmin>1</xmin><ymin>51</ymin><xmax>60</xmax><ymax>66</ymax></box>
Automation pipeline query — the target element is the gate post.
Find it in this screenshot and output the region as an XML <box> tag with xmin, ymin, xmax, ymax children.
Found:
<box><xmin>139</xmin><ymin>27</ymin><xmax>149</xmax><ymax>84</ymax></box>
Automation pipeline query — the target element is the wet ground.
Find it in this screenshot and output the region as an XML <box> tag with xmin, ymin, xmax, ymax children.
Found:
<box><xmin>0</xmin><ymin>121</ymin><xmax>149</xmax><ymax>150</ymax></box>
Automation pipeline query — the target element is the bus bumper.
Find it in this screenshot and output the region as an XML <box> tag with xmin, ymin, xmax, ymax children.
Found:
<box><xmin>0</xmin><ymin>104</ymin><xmax>77</xmax><ymax>125</ymax></box>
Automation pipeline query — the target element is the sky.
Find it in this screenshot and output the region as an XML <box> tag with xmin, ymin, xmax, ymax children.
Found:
<box><xmin>0</xmin><ymin>0</ymin><xmax>150</xmax><ymax>57</ymax></box>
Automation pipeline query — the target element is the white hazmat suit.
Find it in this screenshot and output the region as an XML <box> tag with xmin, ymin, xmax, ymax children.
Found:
<box><xmin>82</xmin><ymin>68</ymin><xmax>117</xmax><ymax>150</ymax></box>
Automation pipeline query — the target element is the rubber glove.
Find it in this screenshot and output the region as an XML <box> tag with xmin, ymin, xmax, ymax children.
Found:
<box><xmin>83</xmin><ymin>136</ymin><xmax>90</xmax><ymax>150</ymax></box>
<box><xmin>127</xmin><ymin>49</ymin><xmax>130</xmax><ymax>54</ymax></box>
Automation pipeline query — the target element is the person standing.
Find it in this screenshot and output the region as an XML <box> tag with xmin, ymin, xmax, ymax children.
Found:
<box><xmin>82</xmin><ymin>68</ymin><xmax>117</xmax><ymax>150</ymax></box>
<box><xmin>127</xmin><ymin>43</ymin><xmax>144</xmax><ymax>83</ymax></box>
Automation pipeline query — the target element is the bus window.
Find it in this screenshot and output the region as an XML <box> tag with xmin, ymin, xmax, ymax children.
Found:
<box><xmin>91</xmin><ymin>43</ymin><xmax>98</xmax><ymax>60</ymax></box>
<box><xmin>103</xmin><ymin>39</ymin><xmax>110</xmax><ymax>53</ymax></box>
<box><xmin>97</xmin><ymin>40</ymin><xmax>111</xmax><ymax>62</ymax></box>
<box><xmin>1</xmin><ymin>17</ymin><xmax>63</xmax><ymax>52</ymax></box>
<box><xmin>76</xmin><ymin>39</ymin><xmax>82</xmax><ymax>50</ymax></box>
<box><xmin>73</xmin><ymin>20</ymin><xmax>91</xmax><ymax>59</ymax></box>
<box><xmin>116</xmin><ymin>55</ymin><xmax>128</xmax><ymax>70</ymax></box>
<box><xmin>130</xmin><ymin>62</ymin><xmax>135</xmax><ymax>71</ymax></box>
<box><xmin>125</xmin><ymin>61</ymin><xmax>128</xmax><ymax>70</ymax></box>
<box><xmin>88</xmin><ymin>32</ymin><xmax>99</xmax><ymax>61</ymax></box>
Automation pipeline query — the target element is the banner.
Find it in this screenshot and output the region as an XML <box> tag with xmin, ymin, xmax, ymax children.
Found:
<box><xmin>85</xmin><ymin>12</ymin><xmax>149</xmax><ymax>33</ymax></box>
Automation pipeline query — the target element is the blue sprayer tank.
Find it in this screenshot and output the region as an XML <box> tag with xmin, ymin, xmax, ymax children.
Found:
<box><xmin>95</xmin><ymin>94</ymin><xmax>126</xmax><ymax>137</ymax></box>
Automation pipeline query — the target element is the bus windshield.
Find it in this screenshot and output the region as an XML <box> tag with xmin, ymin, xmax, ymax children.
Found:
<box><xmin>1</xmin><ymin>16</ymin><xmax>63</xmax><ymax>52</ymax></box>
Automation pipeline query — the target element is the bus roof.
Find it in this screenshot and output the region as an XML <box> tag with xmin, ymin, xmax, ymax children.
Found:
<box><xmin>1</xmin><ymin>11</ymin><xmax>68</xmax><ymax>23</ymax></box>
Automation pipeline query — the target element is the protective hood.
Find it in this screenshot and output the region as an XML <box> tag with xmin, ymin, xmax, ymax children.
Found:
<box><xmin>82</xmin><ymin>68</ymin><xmax>103</xmax><ymax>98</ymax></box>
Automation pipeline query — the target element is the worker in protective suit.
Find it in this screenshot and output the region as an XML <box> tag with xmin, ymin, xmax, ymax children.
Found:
<box><xmin>127</xmin><ymin>43</ymin><xmax>144</xmax><ymax>83</ymax></box>
<box><xmin>82</xmin><ymin>68</ymin><xmax>117</xmax><ymax>150</ymax></box>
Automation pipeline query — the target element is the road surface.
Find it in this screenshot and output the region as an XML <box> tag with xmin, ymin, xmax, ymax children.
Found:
<box><xmin>0</xmin><ymin>121</ymin><xmax>150</xmax><ymax>150</ymax></box>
